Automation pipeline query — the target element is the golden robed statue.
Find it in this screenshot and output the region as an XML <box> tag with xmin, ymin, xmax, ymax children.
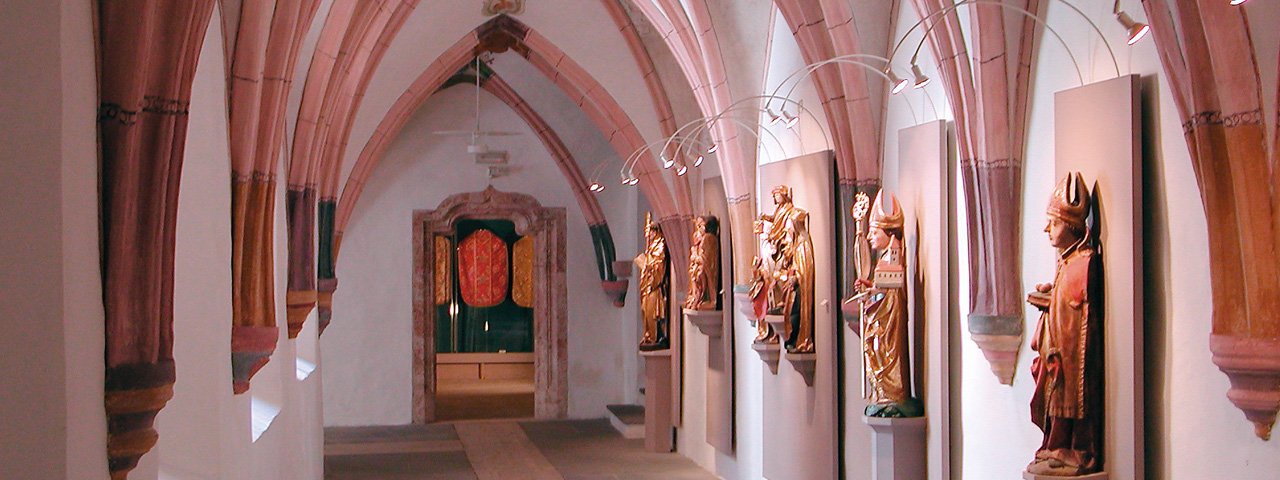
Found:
<box><xmin>754</xmin><ymin>185</ymin><xmax>816</xmax><ymax>354</ymax></box>
<box><xmin>852</xmin><ymin>191</ymin><xmax>921</xmax><ymax>417</ymax></box>
<box><xmin>1025</xmin><ymin>172</ymin><xmax>1103</xmax><ymax>477</ymax></box>
<box><xmin>636</xmin><ymin>212</ymin><xmax>670</xmax><ymax>351</ymax></box>
<box><xmin>684</xmin><ymin>216</ymin><xmax>721</xmax><ymax>311</ymax></box>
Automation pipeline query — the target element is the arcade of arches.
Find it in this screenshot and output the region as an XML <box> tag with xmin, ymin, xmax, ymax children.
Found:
<box><xmin>3</xmin><ymin>1</ymin><xmax>1280</xmax><ymax>479</ymax></box>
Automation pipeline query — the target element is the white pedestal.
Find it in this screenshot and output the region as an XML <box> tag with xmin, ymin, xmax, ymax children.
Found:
<box><xmin>684</xmin><ymin>308</ymin><xmax>724</xmax><ymax>337</ymax></box>
<box><xmin>640</xmin><ymin>349</ymin><xmax>673</xmax><ymax>453</ymax></box>
<box><xmin>863</xmin><ymin>416</ymin><xmax>927</xmax><ymax>480</ymax></box>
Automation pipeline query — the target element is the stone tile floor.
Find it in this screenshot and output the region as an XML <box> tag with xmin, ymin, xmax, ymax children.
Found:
<box><xmin>324</xmin><ymin>419</ymin><xmax>717</xmax><ymax>480</ymax></box>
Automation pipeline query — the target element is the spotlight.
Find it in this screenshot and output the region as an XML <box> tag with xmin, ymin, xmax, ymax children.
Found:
<box><xmin>767</xmin><ymin>109</ymin><xmax>783</xmax><ymax>126</ymax></box>
<box><xmin>707</xmin><ymin>143</ymin><xmax>718</xmax><ymax>154</ymax></box>
<box><xmin>676</xmin><ymin>164</ymin><xmax>688</xmax><ymax>176</ymax></box>
<box><xmin>911</xmin><ymin>64</ymin><xmax>931</xmax><ymax>89</ymax></box>
<box><xmin>694</xmin><ymin>155</ymin><xmax>704</xmax><ymax>167</ymax></box>
<box><xmin>661</xmin><ymin>155</ymin><xmax>675</xmax><ymax>169</ymax></box>
<box><xmin>886</xmin><ymin>68</ymin><xmax>909</xmax><ymax>95</ymax></box>
<box><xmin>1116</xmin><ymin>11</ymin><xmax>1150</xmax><ymax>45</ymax></box>
<box><xmin>782</xmin><ymin>111</ymin><xmax>799</xmax><ymax>128</ymax></box>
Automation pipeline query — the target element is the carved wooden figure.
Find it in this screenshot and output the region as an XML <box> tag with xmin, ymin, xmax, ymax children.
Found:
<box><xmin>1025</xmin><ymin>173</ymin><xmax>1103</xmax><ymax>476</ymax></box>
<box><xmin>853</xmin><ymin>192</ymin><xmax>921</xmax><ymax>417</ymax></box>
<box><xmin>637</xmin><ymin>213</ymin><xmax>670</xmax><ymax>351</ymax></box>
<box><xmin>684</xmin><ymin>216</ymin><xmax>722</xmax><ymax>311</ymax></box>
<box><xmin>755</xmin><ymin>185</ymin><xmax>816</xmax><ymax>354</ymax></box>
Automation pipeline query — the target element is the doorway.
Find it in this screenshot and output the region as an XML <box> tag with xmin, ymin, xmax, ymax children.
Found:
<box><xmin>412</xmin><ymin>187</ymin><xmax>568</xmax><ymax>423</ymax></box>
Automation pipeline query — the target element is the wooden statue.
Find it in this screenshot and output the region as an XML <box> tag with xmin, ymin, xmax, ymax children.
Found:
<box><xmin>684</xmin><ymin>216</ymin><xmax>721</xmax><ymax>310</ymax></box>
<box><xmin>852</xmin><ymin>191</ymin><xmax>921</xmax><ymax>417</ymax></box>
<box><xmin>1025</xmin><ymin>172</ymin><xmax>1103</xmax><ymax>476</ymax></box>
<box><xmin>754</xmin><ymin>185</ymin><xmax>816</xmax><ymax>354</ymax></box>
<box><xmin>636</xmin><ymin>212</ymin><xmax>670</xmax><ymax>351</ymax></box>
<box><xmin>748</xmin><ymin>255</ymin><xmax>777</xmax><ymax>344</ymax></box>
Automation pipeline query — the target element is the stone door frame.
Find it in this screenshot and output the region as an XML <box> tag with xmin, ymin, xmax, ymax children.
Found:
<box><xmin>412</xmin><ymin>187</ymin><xmax>568</xmax><ymax>422</ymax></box>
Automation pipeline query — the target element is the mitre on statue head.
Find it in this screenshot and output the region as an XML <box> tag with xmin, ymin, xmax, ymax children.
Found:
<box><xmin>870</xmin><ymin>191</ymin><xmax>904</xmax><ymax>230</ymax></box>
<box><xmin>1047</xmin><ymin>172</ymin><xmax>1090</xmax><ymax>229</ymax></box>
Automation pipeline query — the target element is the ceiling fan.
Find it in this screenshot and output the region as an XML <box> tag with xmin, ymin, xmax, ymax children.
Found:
<box><xmin>432</xmin><ymin>55</ymin><xmax>520</xmax><ymax>155</ymax></box>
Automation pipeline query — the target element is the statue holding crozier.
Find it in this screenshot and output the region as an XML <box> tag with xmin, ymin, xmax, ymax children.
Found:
<box><xmin>1025</xmin><ymin>172</ymin><xmax>1104</xmax><ymax>477</ymax></box>
<box><xmin>851</xmin><ymin>191</ymin><xmax>922</xmax><ymax>417</ymax></box>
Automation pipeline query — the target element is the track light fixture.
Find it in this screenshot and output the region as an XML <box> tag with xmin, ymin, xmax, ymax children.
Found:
<box><xmin>782</xmin><ymin>111</ymin><xmax>799</xmax><ymax>128</ymax></box>
<box><xmin>911</xmin><ymin>64</ymin><xmax>931</xmax><ymax>89</ymax></box>
<box><xmin>767</xmin><ymin>109</ymin><xmax>783</xmax><ymax>126</ymax></box>
<box><xmin>1113</xmin><ymin>1</ymin><xmax>1149</xmax><ymax>45</ymax></box>
<box><xmin>886</xmin><ymin>68</ymin><xmax>910</xmax><ymax>95</ymax></box>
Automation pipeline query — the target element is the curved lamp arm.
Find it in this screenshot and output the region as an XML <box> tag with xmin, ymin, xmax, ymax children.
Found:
<box><xmin>889</xmin><ymin>0</ymin><xmax>1118</xmax><ymax>81</ymax></box>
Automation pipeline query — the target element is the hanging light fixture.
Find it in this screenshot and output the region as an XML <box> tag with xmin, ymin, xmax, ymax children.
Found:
<box><xmin>661</xmin><ymin>155</ymin><xmax>675</xmax><ymax>169</ymax></box>
<box><xmin>589</xmin><ymin>182</ymin><xmax>605</xmax><ymax>192</ymax></box>
<box><xmin>1113</xmin><ymin>1</ymin><xmax>1150</xmax><ymax>45</ymax></box>
<box><xmin>1230</xmin><ymin>0</ymin><xmax>1248</xmax><ymax>5</ymax></box>
<box><xmin>911</xmin><ymin>64</ymin><xmax>931</xmax><ymax>89</ymax></box>
<box><xmin>706</xmin><ymin>143</ymin><xmax>718</xmax><ymax>154</ymax></box>
<box><xmin>676</xmin><ymin>164</ymin><xmax>688</xmax><ymax>176</ymax></box>
<box><xmin>694</xmin><ymin>155</ymin><xmax>705</xmax><ymax>167</ymax></box>
<box><xmin>886</xmin><ymin>68</ymin><xmax>910</xmax><ymax>95</ymax></box>
<box><xmin>782</xmin><ymin>111</ymin><xmax>799</xmax><ymax>128</ymax></box>
<box><xmin>766</xmin><ymin>109</ymin><xmax>783</xmax><ymax>126</ymax></box>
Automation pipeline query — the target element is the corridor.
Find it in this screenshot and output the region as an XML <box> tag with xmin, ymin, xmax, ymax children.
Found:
<box><xmin>324</xmin><ymin>419</ymin><xmax>717</xmax><ymax>479</ymax></box>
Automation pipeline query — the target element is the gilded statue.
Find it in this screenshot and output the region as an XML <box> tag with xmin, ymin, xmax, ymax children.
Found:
<box><xmin>748</xmin><ymin>255</ymin><xmax>776</xmax><ymax>344</ymax></box>
<box><xmin>1025</xmin><ymin>172</ymin><xmax>1103</xmax><ymax>477</ymax></box>
<box><xmin>684</xmin><ymin>216</ymin><xmax>721</xmax><ymax>311</ymax></box>
<box><xmin>754</xmin><ymin>185</ymin><xmax>816</xmax><ymax>354</ymax></box>
<box><xmin>852</xmin><ymin>191</ymin><xmax>921</xmax><ymax>417</ymax></box>
<box><xmin>636</xmin><ymin>212</ymin><xmax>670</xmax><ymax>351</ymax></box>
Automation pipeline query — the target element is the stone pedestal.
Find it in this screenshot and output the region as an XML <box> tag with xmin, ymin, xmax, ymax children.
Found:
<box><xmin>1022</xmin><ymin>471</ymin><xmax>1108</xmax><ymax>480</ymax></box>
<box><xmin>863</xmin><ymin>416</ymin><xmax>926</xmax><ymax>480</ymax></box>
<box><xmin>684</xmin><ymin>308</ymin><xmax>724</xmax><ymax>337</ymax></box>
<box><xmin>641</xmin><ymin>349</ymin><xmax>673</xmax><ymax>452</ymax></box>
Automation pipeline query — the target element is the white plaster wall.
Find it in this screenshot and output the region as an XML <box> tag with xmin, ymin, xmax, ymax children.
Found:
<box><xmin>151</xmin><ymin>10</ymin><xmax>325</xmax><ymax>480</ymax></box>
<box><xmin>324</xmin><ymin>83</ymin><xmax>639</xmax><ymax>426</ymax></box>
<box><xmin>0</xmin><ymin>0</ymin><xmax>105</xmax><ymax>478</ymax></box>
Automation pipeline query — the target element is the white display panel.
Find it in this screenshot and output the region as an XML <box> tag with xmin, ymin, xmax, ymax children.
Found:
<box><xmin>1054</xmin><ymin>74</ymin><xmax>1143</xmax><ymax>480</ymax></box>
<box><xmin>757</xmin><ymin>150</ymin><xmax>838</xmax><ymax>480</ymax></box>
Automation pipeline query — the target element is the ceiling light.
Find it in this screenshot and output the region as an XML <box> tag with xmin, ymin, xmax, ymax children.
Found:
<box><xmin>676</xmin><ymin>164</ymin><xmax>688</xmax><ymax>176</ymax></box>
<box><xmin>767</xmin><ymin>109</ymin><xmax>783</xmax><ymax>126</ymax></box>
<box><xmin>782</xmin><ymin>111</ymin><xmax>799</xmax><ymax>128</ymax></box>
<box><xmin>911</xmin><ymin>64</ymin><xmax>931</xmax><ymax>89</ymax></box>
<box><xmin>707</xmin><ymin>143</ymin><xmax>718</xmax><ymax>154</ymax></box>
<box><xmin>661</xmin><ymin>155</ymin><xmax>674</xmax><ymax>169</ymax></box>
<box><xmin>628</xmin><ymin>178</ymin><xmax>640</xmax><ymax>186</ymax></box>
<box><xmin>886</xmin><ymin>68</ymin><xmax>909</xmax><ymax>94</ymax></box>
<box><xmin>694</xmin><ymin>155</ymin><xmax>704</xmax><ymax>167</ymax></box>
<box><xmin>1230</xmin><ymin>0</ymin><xmax>1247</xmax><ymax>5</ymax></box>
<box><xmin>1116</xmin><ymin>11</ymin><xmax>1150</xmax><ymax>45</ymax></box>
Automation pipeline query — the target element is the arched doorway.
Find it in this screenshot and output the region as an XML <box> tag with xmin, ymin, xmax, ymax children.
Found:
<box><xmin>412</xmin><ymin>187</ymin><xmax>568</xmax><ymax>422</ymax></box>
